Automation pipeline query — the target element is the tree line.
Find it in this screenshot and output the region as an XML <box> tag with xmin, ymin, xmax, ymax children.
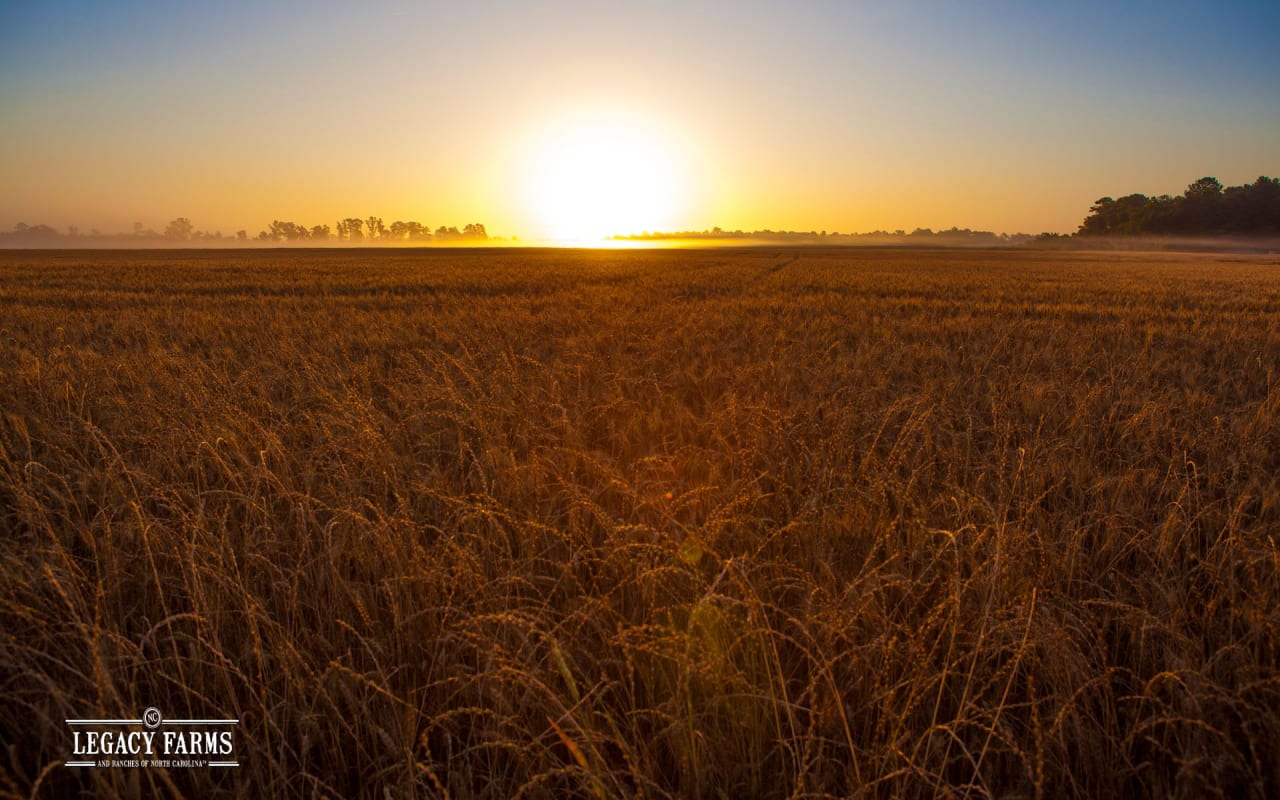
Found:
<box><xmin>1078</xmin><ymin>176</ymin><xmax>1279</xmax><ymax>236</ymax></box>
<box><xmin>5</xmin><ymin>177</ymin><xmax>1278</xmax><ymax>247</ymax></box>
<box><xmin>263</xmin><ymin>217</ymin><xmax>488</xmax><ymax>242</ymax></box>
<box><xmin>615</xmin><ymin>226</ymin><xmax>1034</xmax><ymax>246</ymax></box>
<box><xmin>0</xmin><ymin>216</ymin><xmax>490</xmax><ymax>245</ymax></box>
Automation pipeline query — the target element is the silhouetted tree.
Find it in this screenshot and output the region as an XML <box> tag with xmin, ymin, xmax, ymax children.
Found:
<box><xmin>5</xmin><ymin>222</ymin><xmax>60</xmax><ymax>242</ymax></box>
<box><xmin>1</xmin><ymin>213</ymin><xmax>494</xmax><ymax>247</ymax></box>
<box><xmin>337</xmin><ymin>218</ymin><xmax>364</xmax><ymax>241</ymax></box>
<box><xmin>387</xmin><ymin>220</ymin><xmax>431</xmax><ymax>241</ymax></box>
<box><xmin>164</xmin><ymin>217</ymin><xmax>195</xmax><ymax>240</ymax></box>
<box><xmin>1078</xmin><ymin>176</ymin><xmax>1279</xmax><ymax>236</ymax></box>
<box><xmin>1185</xmin><ymin>176</ymin><xmax>1224</xmax><ymax>199</ymax></box>
<box><xmin>269</xmin><ymin>220</ymin><xmax>311</xmax><ymax>241</ymax></box>
<box><xmin>1223</xmin><ymin>176</ymin><xmax>1280</xmax><ymax>233</ymax></box>
<box><xmin>1177</xmin><ymin>177</ymin><xmax>1224</xmax><ymax>232</ymax></box>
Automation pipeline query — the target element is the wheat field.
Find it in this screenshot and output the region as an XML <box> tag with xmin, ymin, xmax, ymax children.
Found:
<box><xmin>1</xmin><ymin>247</ymin><xmax>1278</xmax><ymax>798</ymax></box>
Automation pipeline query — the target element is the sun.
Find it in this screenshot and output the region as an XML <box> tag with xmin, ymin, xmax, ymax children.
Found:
<box><xmin>523</xmin><ymin>111</ymin><xmax>687</xmax><ymax>243</ymax></box>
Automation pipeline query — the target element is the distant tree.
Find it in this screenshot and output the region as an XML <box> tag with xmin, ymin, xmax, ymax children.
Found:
<box><xmin>1177</xmin><ymin>176</ymin><xmax>1225</xmax><ymax>232</ymax></box>
<box><xmin>165</xmin><ymin>217</ymin><xmax>195</xmax><ymax>240</ymax></box>
<box><xmin>1113</xmin><ymin>194</ymin><xmax>1153</xmax><ymax>235</ymax></box>
<box><xmin>7</xmin><ymin>223</ymin><xmax>60</xmax><ymax>242</ymax></box>
<box><xmin>435</xmin><ymin>225</ymin><xmax>461</xmax><ymax>240</ymax></box>
<box><xmin>1079</xmin><ymin>194</ymin><xmax>1160</xmax><ymax>235</ymax></box>
<box><xmin>269</xmin><ymin>220</ymin><xmax>311</xmax><ymax>241</ymax></box>
<box><xmin>1079</xmin><ymin>198</ymin><xmax>1113</xmax><ymax>235</ymax></box>
<box><xmin>462</xmin><ymin>223</ymin><xmax>488</xmax><ymax>240</ymax></box>
<box><xmin>365</xmin><ymin>216</ymin><xmax>385</xmax><ymax>241</ymax></box>
<box><xmin>1185</xmin><ymin>176</ymin><xmax>1224</xmax><ymax>199</ymax></box>
<box><xmin>338</xmin><ymin>218</ymin><xmax>364</xmax><ymax>241</ymax></box>
<box><xmin>236</xmin><ymin>230</ymin><xmax>248</xmax><ymax>241</ymax></box>
<box><xmin>310</xmin><ymin>224</ymin><xmax>330</xmax><ymax>241</ymax></box>
<box><xmin>386</xmin><ymin>220</ymin><xmax>428</xmax><ymax>241</ymax></box>
<box><xmin>1223</xmin><ymin>176</ymin><xmax>1280</xmax><ymax>233</ymax></box>
<box><xmin>386</xmin><ymin>221</ymin><xmax>421</xmax><ymax>240</ymax></box>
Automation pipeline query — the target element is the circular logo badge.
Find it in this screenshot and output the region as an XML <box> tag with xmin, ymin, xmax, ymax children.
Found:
<box><xmin>143</xmin><ymin>707</ymin><xmax>163</xmax><ymax>730</ymax></box>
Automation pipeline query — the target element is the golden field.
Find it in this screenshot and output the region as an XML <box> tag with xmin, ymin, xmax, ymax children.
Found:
<box><xmin>1</xmin><ymin>247</ymin><xmax>1278</xmax><ymax>799</ymax></box>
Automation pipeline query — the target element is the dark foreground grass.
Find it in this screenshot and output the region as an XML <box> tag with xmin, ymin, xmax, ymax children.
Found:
<box><xmin>1</xmin><ymin>247</ymin><xmax>1278</xmax><ymax>798</ymax></box>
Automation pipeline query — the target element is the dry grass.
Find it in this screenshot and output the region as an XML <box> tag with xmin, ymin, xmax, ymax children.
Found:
<box><xmin>1</xmin><ymin>246</ymin><xmax>1278</xmax><ymax>798</ymax></box>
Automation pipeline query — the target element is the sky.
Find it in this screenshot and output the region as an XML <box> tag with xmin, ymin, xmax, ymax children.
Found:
<box><xmin>1</xmin><ymin>0</ymin><xmax>1277</xmax><ymax>240</ymax></box>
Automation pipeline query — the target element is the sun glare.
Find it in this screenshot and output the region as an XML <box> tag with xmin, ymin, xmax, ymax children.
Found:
<box><xmin>524</xmin><ymin>112</ymin><xmax>687</xmax><ymax>243</ymax></box>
